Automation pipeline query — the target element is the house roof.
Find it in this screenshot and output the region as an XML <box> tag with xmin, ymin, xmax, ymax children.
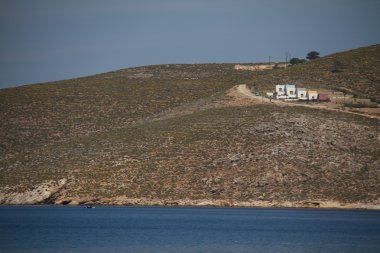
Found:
<box><xmin>297</xmin><ymin>88</ymin><xmax>306</xmax><ymax>91</ymax></box>
<box><xmin>308</xmin><ymin>89</ymin><xmax>318</xmax><ymax>93</ymax></box>
<box><xmin>285</xmin><ymin>84</ymin><xmax>295</xmax><ymax>88</ymax></box>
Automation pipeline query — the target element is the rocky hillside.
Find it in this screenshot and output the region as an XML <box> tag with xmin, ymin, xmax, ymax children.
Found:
<box><xmin>0</xmin><ymin>46</ymin><xmax>379</xmax><ymax>208</ymax></box>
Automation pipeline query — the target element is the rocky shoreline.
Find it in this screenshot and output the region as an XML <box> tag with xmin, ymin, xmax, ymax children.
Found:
<box><xmin>1</xmin><ymin>179</ymin><xmax>379</xmax><ymax>210</ymax></box>
<box><xmin>1</xmin><ymin>195</ymin><xmax>379</xmax><ymax>210</ymax></box>
<box><xmin>71</xmin><ymin>198</ymin><xmax>380</xmax><ymax>210</ymax></box>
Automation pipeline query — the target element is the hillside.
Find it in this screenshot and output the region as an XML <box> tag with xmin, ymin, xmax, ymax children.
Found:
<box><xmin>0</xmin><ymin>64</ymin><xmax>257</xmax><ymax>160</ymax></box>
<box><xmin>0</xmin><ymin>45</ymin><xmax>379</xmax><ymax>208</ymax></box>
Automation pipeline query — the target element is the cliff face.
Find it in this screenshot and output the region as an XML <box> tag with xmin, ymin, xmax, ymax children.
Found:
<box><xmin>0</xmin><ymin>47</ymin><xmax>379</xmax><ymax>208</ymax></box>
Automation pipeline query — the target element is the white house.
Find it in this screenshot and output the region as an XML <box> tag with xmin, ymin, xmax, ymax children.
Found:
<box><xmin>273</xmin><ymin>84</ymin><xmax>321</xmax><ymax>101</ymax></box>
<box><xmin>297</xmin><ymin>88</ymin><xmax>307</xmax><ymax>100</ymax></box>
<box><xmin>275</xmin><ymin>85</ymin><xmax>287</xmax><ymax>99</ymax></box>
<box><xmin>285</xmin><ymin>84</ymin><xmax>297</xmax><ymax>99</ymax></box>
<box><xmin>275</xmin><ymin>85</ymin><xmax>285</xmax><ymax>95</ymax></box>
<box><xmin>308</xmin><ymin>89</ymin><xmax>318</xmax><ymax>100</ymax></box>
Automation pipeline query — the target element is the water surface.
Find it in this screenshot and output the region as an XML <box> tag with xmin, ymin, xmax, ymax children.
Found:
<box><xmin>0</xmin><ymin>206</ymin><xmax>379</xmax><ymax>253</ymax></box>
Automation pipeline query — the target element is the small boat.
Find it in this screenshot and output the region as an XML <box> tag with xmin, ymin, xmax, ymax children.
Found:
<box><xmin>84</xmin><ymin>204</ymin><xmax>95</xmax><ymax>209</ymax></box>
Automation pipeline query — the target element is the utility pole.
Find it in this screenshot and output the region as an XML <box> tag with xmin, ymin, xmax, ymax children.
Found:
<box><xmin>285</xmin><ymin>52</ymin><xmax>291</xmax><ymax>68</ymax></box>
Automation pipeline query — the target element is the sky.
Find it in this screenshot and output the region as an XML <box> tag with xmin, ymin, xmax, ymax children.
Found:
<box><xmin>1</xmin><ymin>0</ymin><xmax>380</xmax><ymax>88</ymax></box>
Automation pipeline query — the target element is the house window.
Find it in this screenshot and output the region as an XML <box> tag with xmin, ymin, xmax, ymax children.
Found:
<box><xmin>290</xmin><ymin>91</ymin><xmax>294</xmax><ymax>95</ymax></box>
<box><xmin>279</xmin><ymin>88</ymin><xmax>282</xmax><ymax>91</ymax></box>
<box><xmin>300</xmin><ymin>93</ymin><xmax>304</xmax><ymax>97</ymax></box>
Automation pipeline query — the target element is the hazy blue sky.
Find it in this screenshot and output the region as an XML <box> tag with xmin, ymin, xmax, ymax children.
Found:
<box><xmin>1</xmin><ymin>0</ymin><xmax>379</xmax><ymax>88</ymax></box>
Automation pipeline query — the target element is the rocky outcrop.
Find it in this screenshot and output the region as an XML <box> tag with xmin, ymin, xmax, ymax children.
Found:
<box><xmin>0</xmin><ymin>179</ymin><xmax>67</xmax><ymax>205</ymax></box>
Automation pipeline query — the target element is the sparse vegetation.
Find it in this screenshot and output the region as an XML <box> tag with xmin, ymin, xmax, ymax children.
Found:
<box><xmin>0</xmin><ymin>46</ymin><xmax>379</xmax><ymax>207</ymax></box>
<box><xmin>290</xmin><ymin>58</ymin><xmax>307</xmax><ymax>65</ymax></box>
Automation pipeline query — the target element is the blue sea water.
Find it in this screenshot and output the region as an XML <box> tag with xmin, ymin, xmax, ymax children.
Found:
<box><xmin>0</xmin><ymin>206</ymin><xmax>379</xmax><ymax>253</ymax></box>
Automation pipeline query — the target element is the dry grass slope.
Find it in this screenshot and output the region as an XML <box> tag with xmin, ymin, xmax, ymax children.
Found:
<box><xmin>1</xmin><ymin>105</ymin><xmax>379</xmax><ymax>204</ymax></box>
<box><xmin>0</xmin><ymin>64</ymin><xmax>258</xmax><ymax>160</ymax></box>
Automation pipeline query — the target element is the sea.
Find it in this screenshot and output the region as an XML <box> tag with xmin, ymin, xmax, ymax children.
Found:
<box><xmin>0</xmin><ymin>206</ymin><xmax>379</xmax><ymax>253</ymax></box>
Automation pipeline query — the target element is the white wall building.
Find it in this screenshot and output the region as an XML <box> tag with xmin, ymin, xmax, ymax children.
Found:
<box><xmin>285</xmin><ymin>84</ymin><xmax>297</xmax><ymax>99</ymax></box>
<box><xmin>275</xmin><ymin>85</ymin><xmax>285</xmax><ymax>96</ymax></box>
<box><xmin>273</xmin><ymin>84</ymin><xmax>320</xmax><ymax>101</ymax></box>
<box><xmin>308</xmin><ymin>90</ymin><xmax>318</xmax><ymax>100</ymax></box>
<box><xmin>297</xmin><ymin>88</ymin><xmax>307</xmax><ymax>100</ymax></box>
<box><xmin>275</xmin><ymin>85</ymin><xmax>287</xmax><ymax>99</ymax></box>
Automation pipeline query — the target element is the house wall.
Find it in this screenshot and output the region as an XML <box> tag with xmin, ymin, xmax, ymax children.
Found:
<box><xmin>318</xmin><ymin>94</ymin><xmax>330</xmax><ymax>101</ymax></box>
<box><xmin>286</xmin><ymin>88</ymin><xmax>297</xmax><ymax>98</ymax></box>
<box><xmin>234</xmin><ymin>64</ymin><xmax>275</xmax><ymax>71</ymax></box>
<box><xmin>276</xmin><ymin>85</ymin><xmax>285</xmax><ymax>96</ymax></box>
<box><xmin>297</xmin><ymin>90</ymin><xmax>308</xmax><ymax>100</ymax></box>
<box><xmin>308</xmin><ymin>92</ymin><xmax>318</xmax><ymax>100</ymax></box>
<box><xmin>276</xmin><ymin>94</ymin><xmax>288</xmax><ymax>99</ymax></box>
<box><xmin>284</xmin><ymin>84</ymin><xmax>297</xmax><ymax>98</ymax></box>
